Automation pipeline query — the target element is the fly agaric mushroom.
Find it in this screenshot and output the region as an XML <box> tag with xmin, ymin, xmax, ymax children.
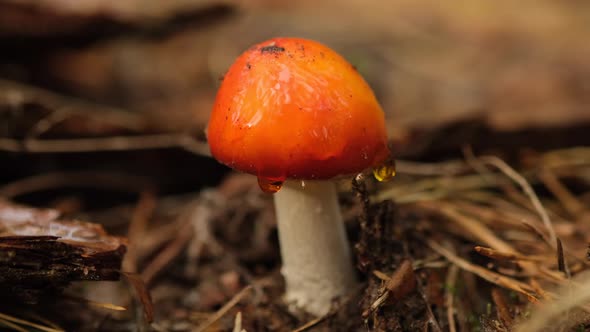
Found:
<box><xmin>207</xmin><ymin>37</ymin><xmax>392</xmax><ymax>315</ymax></box>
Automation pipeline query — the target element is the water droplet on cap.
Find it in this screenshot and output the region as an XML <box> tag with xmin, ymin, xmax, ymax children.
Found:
<box><xmin>373</xmin><ymin>159</ymin><xmax>396</xmax><ymax>182</ymax></box>
<box><xmin>257</xmin><ymin>176</ymin><xmax>284</xmax><ymax>193</ymax></box>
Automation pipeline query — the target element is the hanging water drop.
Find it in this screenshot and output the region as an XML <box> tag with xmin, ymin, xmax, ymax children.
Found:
<box><xmin>372</xmin><ymin>158</ymin><xmax>396</xmax><ymax>182</ymax></box>
<box><xmin>257</xmin><ymin>176</ymin><xmax>284</xmax><ymax>193</ymax></box>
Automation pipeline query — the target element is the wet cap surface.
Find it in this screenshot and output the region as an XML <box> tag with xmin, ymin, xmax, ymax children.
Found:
<box><xmin>207</xmin><ymin>37</ymin><xmax>390</xmax><ymax>181</ymax></box>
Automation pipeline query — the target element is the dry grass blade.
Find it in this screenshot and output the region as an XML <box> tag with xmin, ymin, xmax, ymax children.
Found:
<box><xmin>376</xmin><ymin>173</ymin><xmax>510</xmax><ymax>203</ymax></box>
<box><xmin>395</xmin><ymin>160</ymin><xmax>469</xmax><ymax>176</ymax></box>
<box><xmin>540</xmin><ymin>147</ymin><xmax>590</xmax><ymax>169</ymax></box>
<box><xmin>538</xmin><ymin>168</ymin><xmax>586</xmax><ymax>217</ymax></box>
<box><xmin>515</xmin><ymin>273</ymin><xmax>590</xmax><ymax>332</ymax></box>
<box><xmin>426</xmin><ymin>239</ymin><xmax>539</xmax><ymax>301</ymax></box>
<box><xmin>195</xmin><ymin>285</ymin><xmax>253</xmax><ymax>332</ymax></box>
<box><xmin>0</xmin><ymin>313</ymin><xmax>64</xmax><ymax>332</ymax></box>
<box><xmin>418</xmin><ymin>201</ymin><xmax>517</xmax><ymax>254</ymax></box>
<box><xmin>478</xmin><ymin>155</ymin><xmax>557</xmax><ymax>245</ymax></box>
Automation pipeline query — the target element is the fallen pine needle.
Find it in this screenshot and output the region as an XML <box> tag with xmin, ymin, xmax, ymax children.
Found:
<box><xmin>479</xmin><ymin>155</ymin><xmax>557</xmax><ymax>246</ymax></box>
<box><xmin>195</xmin><ymin>285</ymin><xmax>253</xmax><ymax>332</ymax></box>
<box><xmin>292</xmin><ymin>316</ymin><xmax>326</xmax><ymax>332</ymax></box>
<box><xmin>0</xmin><ymin>313</ymin><xmax>64</xmax><ymax>332</ymax></box>
<box><xmin>474</xmin><ymin>246</ymin><xmax>546</xmax><ymax>263</ymax></box>
<box><xmin>515</xmin><ymin>274</ymin><xmax>590</xmax><ymax>332</ymax></box>
<box><xmin>63</xmin><ymin>294</ymin><xmax>126</xmax><ymax>311</ymax></box>
<box><xmin>0</xmin><ymin>318</ymin><xmax>28</xmax><ymax>332</ymax></box>
<box><xmin>418</xmin><ymin>201</ymin><xmax>518</xmax><ymax>254</ymax></box>
<box><xmin>426</xmin><ymin>239</ymin><xmax>539</xmax><ymax>302</ymax></box>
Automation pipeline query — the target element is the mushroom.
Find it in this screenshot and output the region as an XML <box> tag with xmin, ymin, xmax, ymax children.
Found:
<box><xmin>207</xmin><ymin>37</ymin><xmax>392</xmax><ymax>316</ymax></box>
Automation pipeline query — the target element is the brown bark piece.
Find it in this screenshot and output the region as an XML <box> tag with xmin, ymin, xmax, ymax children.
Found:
<box><xmin>0</xmin><ymin>199</ymin><xmax>127</xmax><ymax>303</ymax></box>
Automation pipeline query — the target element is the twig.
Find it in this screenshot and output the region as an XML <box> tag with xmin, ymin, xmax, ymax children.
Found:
<box><xmin>366</xmin><ymin>260</ymin><xmax>416</xmax><ymax>316</ymax></box>
<box><xmin>478</xmin><ymin>155</ymin><xmax>557</xmax><ymax>246</ymax></box>
<box><xmin>0</xmin><ymin>78</ymin><xmax>144</xmax><ymax>131</ymax></box>
<box><xmin>121</xmin><ymin>272</ymin><xmax>154</xmax><ymax>325</ymax></box>
<box><xmin>124</xmin><ymin>191</ymin><xmax>157</xmax><ymax>273</ymax></box>
<box><xmin>195</xmin><ymin>286</ymin><xmax>253</xmax><ymax>332</ymax></box>
<box><xmin>140</xmin><ymin>219</ymin><xmax>193</xmax><ymax>285</ymax></box>
<box><xmin>0</xmin><ymin>134</ymin><xmax>211</xmax><ymax>156</ymax></box>
<box><xmin>0</xmin><ymin>171</ymin><xmax>149</xmax><ymax>198</ymax></box>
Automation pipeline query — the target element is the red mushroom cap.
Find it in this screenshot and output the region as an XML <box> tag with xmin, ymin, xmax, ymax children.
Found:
<box><xmin>207</xmin><ymin>37</ymin><xmax>390</xmax><ymax>183</ymax></box>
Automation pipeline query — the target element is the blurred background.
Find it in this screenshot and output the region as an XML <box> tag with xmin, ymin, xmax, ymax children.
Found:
<box><xmin>1</xmin><ymin>0</ymin><xmax>590</xmax><ymax>212</ymax></box>
<box><xmin>2</xmin><ymin>0</ymin><xmax>590</xmax><ymax>198</ymax></box>
<box><xmin>2</xmin><ymin>0</ymin><xmax>590</xmax><ymax>134</ymax></box>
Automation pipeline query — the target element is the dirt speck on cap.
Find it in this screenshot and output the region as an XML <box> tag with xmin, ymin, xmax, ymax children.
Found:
<box><xmin>260</xmin><ymin>45</ymin><xmax>285</xmax><ymax>54</ymax></box>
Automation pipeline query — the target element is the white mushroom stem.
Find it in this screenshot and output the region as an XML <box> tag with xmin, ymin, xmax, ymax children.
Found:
<box><xmin>273</xmin><ymin>179</ymin><xmax>357</xmax><ymax>316</ymax></box>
